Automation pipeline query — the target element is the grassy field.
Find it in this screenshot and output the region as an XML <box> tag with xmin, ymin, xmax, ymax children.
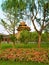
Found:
<box><xmin>0</xmin><ymin>42</ymin><xmax>49</xmax><ymax>49</ymax></box>
<box><xmin>0</xmin><ymin>60</ymin><xmax>49</xmax><ymax>65</ymax></box>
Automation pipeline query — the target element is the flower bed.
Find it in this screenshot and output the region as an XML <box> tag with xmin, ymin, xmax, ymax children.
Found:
<box><xmin>0</xmin><ymin>48</ymin><xmax>49</xmax><ymax>63</ymax></box>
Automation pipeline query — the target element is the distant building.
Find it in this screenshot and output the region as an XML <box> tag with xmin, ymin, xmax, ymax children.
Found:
<box><xmin>17</xmin><ymin>21</ymin><xmax>30</xmax><ymax>31</ymax></box>
<box><xmin>0</xmin><ymin>33</ymin><xmax>10</xmax><ymax>43</ymax></box>
<box><xmin>0</xmin><ymin>21</ymin><xmax>31</xmax><ymax>42</ymax></box>
<box><xmin>16</xmin><ymin>21</ymin><xmax>30</xmax><ymax>39</ymax></box>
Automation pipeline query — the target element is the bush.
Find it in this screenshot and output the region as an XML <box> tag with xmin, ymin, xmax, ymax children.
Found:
<box><xmin>10</xmin><ymin>35</ymin><xmax>17</xmax><ymax>43</ymax></box>
<box><xmin>41</xmin><ymin>33</ymin><xmax>49</xmax><ymax>43</ymax></box>
<box><xmin>0</xmin><ymin>48</ymin><xmax>49</xmax><ymax>63</ymax></box>
<box><xmin>30</xmin><ymin>32</ymin><xmax>38</xmax><ymax>42</ymax></box>
<box><xmin>19</xmin><ymin>31</ymin><xmax>49</xmax><ymax>43</ymax></box>
<box><xmin>19</xmin><ymin>30</ymin><xmax>30</xmax><ymax>43</ymax></box>
<box><xmin>19</xmin><ymin>30</ymin><xmax>38</xmax><ymax>43</ymax></box>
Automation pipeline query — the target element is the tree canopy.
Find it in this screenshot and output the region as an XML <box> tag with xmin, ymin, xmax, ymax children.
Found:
<box><xmin>1</xmin><ymin>0</ymin><xmax>26</xmax><ymax>34</ymax></box>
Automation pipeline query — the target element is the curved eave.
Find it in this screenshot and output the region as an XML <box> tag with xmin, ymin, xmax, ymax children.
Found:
<box><xmin>17</xmin><ymin>26</ymin><xmax>30</xmax><ymax>31</ymax></box>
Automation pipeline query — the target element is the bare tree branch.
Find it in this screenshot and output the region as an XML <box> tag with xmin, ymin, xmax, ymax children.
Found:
<box><xmin>31</xmin><ymin>11</ymin><xmax>40</xmax><ymax>33</ymax></box>
<box><xmin>44</xmin><ymin>22</ymin><xmax>49</xmax><ymax>29</ymax></box>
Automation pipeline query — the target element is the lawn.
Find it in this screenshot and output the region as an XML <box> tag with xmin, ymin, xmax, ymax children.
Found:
<box><xmin>0</xmin><ymin>60</ymin><xmax>49</xmax><ymax>65</ymax></box>
<box><xmin>0</xmin><ymin>42</ymin><xmax>49</xmax><ymax>49</ymax></box>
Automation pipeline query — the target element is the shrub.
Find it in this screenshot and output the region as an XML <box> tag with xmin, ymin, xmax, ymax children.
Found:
<box><xmin>19</xmin><ymin>31</ymin><xmax>49</xmax><ymax>43</ymax></box>
<box><xmin>10</xmin><ymin>35</ymin><xmax>17</xmax><ymax>43</ymax></box>
<box><xmin>19</xmin><ymin>31</ymin><xmax>38</xmax><ymax>43</ymax></box>
<box><xmin>19</xmin><ymin>30</ymin><xmax>30</xmax><ymax>43</ymax></box>
<box><xmin>30</xmin><ymin>32</ymin><xmax>38</xmax><ymax>42</ymax></box>
<box><xmin>41</xmin><ymin>33</ymin><xmax>49</xmax><ymax>42</ymax></box>
<box><xmin>0</xmin><ymin>48</ymin><xmax>49</xmax><ymax>63</ymax></box>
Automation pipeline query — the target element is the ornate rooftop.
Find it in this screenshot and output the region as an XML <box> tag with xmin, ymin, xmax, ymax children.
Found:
<box><xmin>17</xmin><ymin>21</ymin><xmax>30</xmax><ymax>31</ymax></box>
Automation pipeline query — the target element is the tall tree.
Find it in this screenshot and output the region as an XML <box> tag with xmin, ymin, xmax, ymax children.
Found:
<box><xmin>1</xmin><ymin>0</ymin><xmax>26</xmax><ymax>45</ymax></box>
<box><xmin>19</xmin><ymin>0</ymin><xmax>49</xmax><ymax>48</ymax></box>
<box><xmin>1</xmin><ymin>0</ymin><xmax>26</xmax><ymax>34</ymax></box>
<box><xmin>27</xmin><ymin>0</ymin><xmax>49</xmax><ymax>48</ymax></box>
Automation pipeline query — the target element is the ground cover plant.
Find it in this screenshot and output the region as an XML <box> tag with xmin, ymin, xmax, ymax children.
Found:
<box><xmin>0</xmin><ymin>43</ymin><xmax>49</xmax><ymax>64</ymax></box>
<box><xmin>0</xmin><ymin>43</ymin><xmax>49</xmax><ymax>65</ymax></box>
<box><xmin>0</xmin><ymin>60</ymin><xmax>49</xmax><ymax>65</ymax></box>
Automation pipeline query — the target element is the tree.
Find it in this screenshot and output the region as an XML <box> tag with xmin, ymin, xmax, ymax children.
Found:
<box><xmin>30</xmin><ymin>0</ymin><xmax>49</xmax><ymax>48</ymax></box>
<box><xmin>1</xmin><ymin>0</ymin><xmax>26</xmax><ymax>45</ymax></box>
<box><xmin>10</xmin><ymin>34</ymin><xmax>17</xmax><ymax>45</ymax></box>
<box><xmin>1</xmin><ymin>0</ymin><xmax>26</xmax><ymax>34</ymax></box>
<box><xmin>20</xmin><ymin>0</ymin><xmax>49</xmax><ymax>48</ymax></box>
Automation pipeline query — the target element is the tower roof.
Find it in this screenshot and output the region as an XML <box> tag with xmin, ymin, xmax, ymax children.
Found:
<box><xmin>17</xmin><ymin>21</ymin><xmax>30</xmax><ymax>31</ymax></box>
<box><xmin>19</xmin><ymin>21</ymin><xmax>26</xmax><ymax>26</ymax></box>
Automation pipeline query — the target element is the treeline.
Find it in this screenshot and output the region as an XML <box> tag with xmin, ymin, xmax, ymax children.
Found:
<box><xmin>19</xmin><ymin>30</ymin><xmax>49</xmax><ymax>43</ymax></box>
<box><xmin>0</xmin><ymin>30</ymin><xmax>49</xmax><ymax>44</ymax></box>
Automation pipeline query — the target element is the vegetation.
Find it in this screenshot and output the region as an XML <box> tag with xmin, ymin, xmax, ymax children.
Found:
<box><xmin>19</xmin><ymin>31</ymin><xmax>49</xmax><ymax>43</ymax></box>
<box><xmin>1</xmin><ymin>0</ymin><xmax>26</xmax><ymax>34</ymax></box>
<box><xmin>41</xmin><ymin>33</ymin><xmax>49</xmax><ymax>42</ymax></box>
<box><xmin>0</xmin><ymin>43</ymin><xmax>49</xmax><ymax>49</ymax></box>
<box><xmin>0</xmin><ymin>43</ymin><xmax>49</xmax><ymax>65</ymax></box>
<box><xmin>0</xmin><ymin>0</ymin><xmax>49</xmax><ymax>65</ymax></box>
<box><xmin>1</xmin><ymin>0</ymin><xmax>49</xmax><ymax>48</ymax></box>
<box><xmin>10</xmin><ymin>35</ymin><xmax>17</xmax><ymax>45</ymax></box>
<box><xmin>0</xmin><ymin>47</ymin><xmax>49</xmax><ymax>63</ymax></box>
<box><xmin>0</xmin><ymin>60</ymin><xmax>49</xmax><ymax>65</ymax></box>
<box><xmin>24</xmin><ymin>0</ymin><xmax>49</xmax><ymax>48</ymax></box>
<box><xmin>19</xmin><ymin>30</ymin><xmax>30</xmax><ymax>43</ymax></box>
<box><xmin>1</xmin><ymin>0</ymin><xmax>26</xmax><ymax>45</ymax></box>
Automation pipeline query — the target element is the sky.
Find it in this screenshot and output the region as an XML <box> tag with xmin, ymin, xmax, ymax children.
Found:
<box><xmin>0</xmin><ymin>0</ymin><xmax>9</xmax><ymax>34</ymax></box>
<box><xmin>0</xmin><ymin>0</ymin><xmax>40</xmax><ymax>35</ymax></box>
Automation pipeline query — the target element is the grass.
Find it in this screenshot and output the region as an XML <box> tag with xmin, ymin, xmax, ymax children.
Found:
<box><xmin>0</xmin><ymin>42</ymin><xmax>49</xmax><ymax>49</ymax></box>
<box><xmin>0</xmin><ymin>60</ymin><xmax>49</xmax><ymax>65</ymax></box>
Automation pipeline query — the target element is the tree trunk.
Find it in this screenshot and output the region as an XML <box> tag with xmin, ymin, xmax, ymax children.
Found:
<box><xmin>13</xmin><ymin>28</ymin><xmax>15</xmax><ymax>47</ymax></box>
<box><xmin>38</xmin><ymin>34</ymin><xmax>41</xmax><ymax>48</ymax></box>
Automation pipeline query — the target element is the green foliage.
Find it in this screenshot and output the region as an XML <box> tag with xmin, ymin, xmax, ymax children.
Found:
<box><xmin>19</xmin><ymin>31</ymin><xmax>49</xmax><ymax>43</ymax></box>
<box><xmin>0</xmin><ymin>42</ymin><xmax>49</xmax><ymax>49</ymax></box>
<box><xmin>1</xmin><ymin>0</ymin><xmax>26</xmax><ymax>17</ymax></box>
<box><xmin>1</xmin><ymin>0</ymin><xmax>26</xmax><ymax>34</ymax></box>
<box><xmin>19</xmin><ymin>30</ymin><xmax>30</xmax><ymax>43</ymax></box>
<box><xmin>1</xmin><ymin>0</ymin><xmax>49</xmax><ymax>46</ymax></box>
<box><xmin>10</xmin><ymin>35</ymin><xmax>17</xmax><ymax>43</ymax></box>
<box><xmin>41</xmin><ymin>33</ymin><xmax>49</xmax><ymax>42</ymax></box>
<box><xmin>1</xmin><ymin>43</ymin><xmax>13</xmax><ymax>49</ymax></box>
<box><xmin>1</xmin><ymin>0</ymin><xmax>49</xmax><ymax>34</ymax></box>
<box><xmin>19</xmin><ymin>30</ymin><xmax>38</xmax><ymax>43</ymax></box>
<box><xmin>30</xmin><ymin>32</ymin><xmax>38</xmax><ymax>42</ymax></box>
<box><xmin>0</xmin><ymin>60</ymin><xmax>49</xmax><ymax>65</ymax></box>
